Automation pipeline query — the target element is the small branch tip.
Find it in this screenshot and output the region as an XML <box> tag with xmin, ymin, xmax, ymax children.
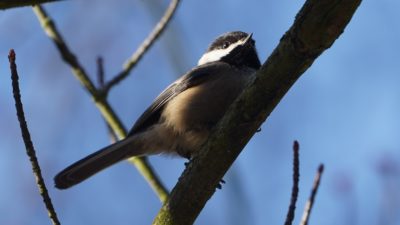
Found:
<box><xmin>8</xmin><ymin>49</ymin><xmax>15</xmax><ymax>61</ymax></box>
<box><xmin>293</xmin><ymin>140</ymin><xmax>299</xmax><ymax>151</ymax></box>
<box><xmin>96</xmin><ymin>56</ymin><xmax>105</xmax><ymax>87</ymax></box>
<box><xmin>318</xmin><ymin>164</ymin><xmax>324</xmax><ymax>173</ymax></box>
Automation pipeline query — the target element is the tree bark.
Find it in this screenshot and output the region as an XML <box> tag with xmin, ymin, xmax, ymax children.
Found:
<box><xmin>0</xmin><ymin>0</ymin><xmax>62</xmax><ymax>10</ymax></box>
<box><xmin>153</xmin><ymin>0</ymin><xmax>362</xmax><ymax>224</ymax></box>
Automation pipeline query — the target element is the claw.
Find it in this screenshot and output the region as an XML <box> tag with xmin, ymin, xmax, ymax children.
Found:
<box><xmin>216</xmin><ymin>179</ymin><xmax>226</xmax><ymax>189</ymax></box>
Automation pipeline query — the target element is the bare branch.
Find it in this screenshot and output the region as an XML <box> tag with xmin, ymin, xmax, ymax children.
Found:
<box><xmin>284</xmin><ymin>141</ymin><xmax>300</xmax><ymax>225</ymax></box>
<box><xmin>97</xmin><ymin>56</ymin><xmax>105</xmax><ymax>88</ymax></box>
<box><xmin>153</xmin><ymin>0</ymin><xmax>361</xmax><ymax>224</ymax></box>
<box><xmin>103</xmin><ymin>0</ymin><xmax>181</xmax><ymax>93</ymax></box>
<box><xmin>97</xmin><ymin>56</ymin><xmax>118</xmax><ymax>143</ymax></box>
<box><xmin>0</xmin><ymin>0</ymin><xmax>62</xmax><ymax>10</ymax></box>
<box><xmin>32</xmin><ymin>5</ymin><xmax>169</xmax><ymax>202</ymax></box>
<box><xmin>32</xmin><ymin>5</ymin><xmax>98</xmax><ymax>96</ymax></box>
<box><xmin>8</xmin><ymin>49</ymin><xmax>61</xmax><ymax>225</ymax></box>
<box><xmin>300</xmin><ymin>164</ymin><xmax>324</xmax><ymax>225</ymax></box>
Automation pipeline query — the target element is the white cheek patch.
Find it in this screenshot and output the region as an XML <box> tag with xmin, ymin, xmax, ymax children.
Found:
<box><xmin>197</xmin><ymin>39</ymin><xmax>246</xmax><ymax>66</ymax></box>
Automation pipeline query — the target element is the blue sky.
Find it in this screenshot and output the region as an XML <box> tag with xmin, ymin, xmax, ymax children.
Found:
<box><xmin>1</xmin><ymin>1</ymin><xmax>400</xmax><ymax>225</ymax></box>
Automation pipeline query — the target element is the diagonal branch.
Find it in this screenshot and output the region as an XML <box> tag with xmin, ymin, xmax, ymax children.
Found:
<box><xmin>33</xmin><ymin>5</ymin><xmax>98</xmax><ymax>97</ymax></box>
<box><xmin>8</xmin><ymin>49</ymin><xmax>61</xmax><ymax>225</ymax></box>
<box><xmin>153</xmin><ymin>0</ymin><xmax>362</xmax><ymax>224</ymax></box>
<box><xmin>102</xmin><ymin>0</ymin><xmax>181</xmax><ymax>94</ymax></box>
<box><xmin>300</xmin><ymin>164</ymin><xmax>324</xmax><ymax>225</ymax></box>
<box><xmin>32</xmin><ymin>5</ymin><xmax>168</xmax><ymax>202</ymax></box>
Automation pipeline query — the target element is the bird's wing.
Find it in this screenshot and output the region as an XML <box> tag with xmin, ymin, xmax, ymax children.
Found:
<box><xmin>128</xmin><ymin>61</ymin><xmax>227</xmax><ymax>135</ymax></box>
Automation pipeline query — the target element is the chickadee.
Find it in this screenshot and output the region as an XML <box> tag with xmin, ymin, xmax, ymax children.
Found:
<box><xmin>55</xmin><ymin>31</ymin><xmax>261</xmax><ymax>189</ymax></box>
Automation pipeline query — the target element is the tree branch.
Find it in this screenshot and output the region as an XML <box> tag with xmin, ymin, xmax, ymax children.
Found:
<box><xmin>300</xmin><ymin>164</ymin><xmax>324</xmax><ymax>225</ymax></box>
<box><xmin>32</xmin><ymin>5</ymin><xmax>98</xmax><ymax>97</ymax></box>
<box><xmin>284</xmin><ymin>141</ymin><xmax>300</xmax><ymax>225</ymax></box>
<box><xmin>97</xmin><ymin>56</ymin><xmax>119</xmax><ymax>145</ymax></box>
<box><xmin>8</xmin><ymin>49</ymin><xmax>61</xmax><ymax>225</ymax></box>
<box><xmin>153</xmin><ymin>0</ymin><xmax>362</xmax><ymax>224</ymax></box>
<box><xmin>0</xmin><ymin>0</ymin><xmax>62</xmax><ymax>10</ymax></box>
<box><xmin>32</xmin><ymin>5</ymin><xmax>169</xmax><ymax>202</ymax></box>
<box><xmin>102</xmin><ymin>0</ymin><xmax>181</xmax><ymax>94</ymax></box>
<box><xmin>97</xmin><ymin>56</ymin><xmax>105</xmax><ymax>88</ymax></box>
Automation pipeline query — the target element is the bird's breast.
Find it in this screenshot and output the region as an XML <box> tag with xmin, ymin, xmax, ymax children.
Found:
<box><xmin>161</xmin><ymin>68</ymin><xmax>255</xmax><ymax>153</ymax></box>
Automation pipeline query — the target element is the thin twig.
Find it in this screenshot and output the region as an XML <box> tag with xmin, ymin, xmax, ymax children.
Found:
<box><xmin>103</xmin><ymin>0</ymin><xmax>181</xmax><ymax>93</ymax></box>
<box><xmin>97</xmin><ymin>56</ymin><xmax>105</xmax><ymax>87</ymax></box>
<box><xmin>284</xmin><ymin>140</ymin><xmax>300</xmax><ymax>225</ymax></box>
<box><xmin>300</xmin><ymin>164</ymin><xmax>324</xmax><ymax>225</ymax></box>
<box><xmin>33</xmin><ymin>5</ymin><xmax>169</xmax><ymax>202</ymax></box>
<box><xmin>8</xmin><ymin>49</ymin><xmax>61</xmax><ymax>225</ymax></box>
<box><xmin>97</xmin><ymin>56</ymin><xmax>119</xmax><ymax>144</ymax></box>
<box><xmin>33</xmin><ymin>5</ymin><xmax>98</xmax><ymax>96</ymax></box>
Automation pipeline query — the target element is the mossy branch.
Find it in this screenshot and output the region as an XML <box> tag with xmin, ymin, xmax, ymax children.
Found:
<box><xmin>153</xmin><ymin>0</ymin><xmax>362</xmax><ymax>224</ymax></box>
<box><xmin>32</xmin><ymin>5</ymin><xmax>169</xmax><ymax>203</ymax></box>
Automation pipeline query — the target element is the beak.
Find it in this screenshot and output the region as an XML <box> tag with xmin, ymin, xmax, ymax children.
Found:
<box><xmin>243</xmin><ymin>33</ymin><xmax>253</xmax><ymax>45</ymax></box>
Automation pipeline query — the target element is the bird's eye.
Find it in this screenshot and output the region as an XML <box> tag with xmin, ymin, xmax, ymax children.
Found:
<box><xmin>222</xmin><ymin>41</ymin><xmax>230</xmax><ymax>49</ymax></box>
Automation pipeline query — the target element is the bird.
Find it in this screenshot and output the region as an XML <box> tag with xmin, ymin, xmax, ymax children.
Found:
<box><xmin>54</xmin><ymin>31</ymin><xmax>261</xmax><ymax>189</ymax></box>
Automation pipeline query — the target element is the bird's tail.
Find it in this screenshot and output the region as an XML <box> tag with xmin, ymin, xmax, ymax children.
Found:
<box><xmin>54</xmin><ymin>137</ymin><xmax>142</xmax><ymax>189</ymax></box>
